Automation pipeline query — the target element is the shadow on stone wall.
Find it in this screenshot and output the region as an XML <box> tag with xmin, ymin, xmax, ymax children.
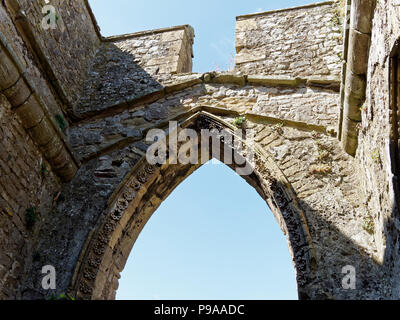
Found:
<box><xmin>74</xmin><ymin>42</ymin><xmax>164</xmax><ymax>119</ymax></box>
<box><xmin>17</xmin><ymin>42</ymin><xmax>396</xmax><ymax>300</ymax></box>
<box><xmin>20</xmin><ymin>124</ymin><xmax>394</xmax><ymax>300</ymax></box>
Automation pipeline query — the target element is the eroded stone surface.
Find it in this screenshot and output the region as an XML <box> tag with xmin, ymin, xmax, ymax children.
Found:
<box><xmin>235</xmin><ymin>2</ymin><xmax>343</xmax><ymax>78</ymax></box>
<box><xmin>0</xmin><ymin>0</ymin><xmax>399</xmax><ymax>301</ymax></box>
<box><xmin>75</xmin><ymin>26</ymin><xmax>194</xmax><ymax>117</ymax></box>
<box><xmin>70</xmin><ymin>81</ymin><xmax>339</xmax><ymax>162</ymax></box>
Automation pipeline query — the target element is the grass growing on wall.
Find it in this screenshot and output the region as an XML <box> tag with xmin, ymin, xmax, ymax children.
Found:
<box><xmin>55</xmin><ymin>114</ymin><xmax>67</xmax><ymax>134</ymax></box>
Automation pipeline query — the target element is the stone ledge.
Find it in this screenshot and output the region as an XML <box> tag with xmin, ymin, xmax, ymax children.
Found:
<box><xmin>247</xmin><ymin>75</ymin><xmax>305</xmax><ymax>87</ymax></box>
<box><xmin>210</xmin><ymin>73</ymin><xmax>247</xmax><ymax>86</ymax></box>
<box><xmin>165</xmin><ymin>74</ymin><xmax>203</xmax><ymax>93</ymax></box>
<box><xmin>236</xmin><ymin>1</ymin><xmax>335</xmax><ymax>20</ymax></box>
<box><xmin>103</xmin><ymin>25</ymin><xmax>194</xmax><ymax>43</ymax></box>
<box><xmin>76</xmin><ymin>104</ymin><xmax>334</xmax><ymax>164</ymax></box>
<box><xmin>74</xmin><ymin>72</ymin><xmax>341</xmax><ymax>124</ymax></box>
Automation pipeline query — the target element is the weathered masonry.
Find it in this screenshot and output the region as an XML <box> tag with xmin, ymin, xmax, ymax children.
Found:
<box><xmin>0</xmin><ymin>0</ymin><xmax>399</xmax><ymax>300</ymax></box>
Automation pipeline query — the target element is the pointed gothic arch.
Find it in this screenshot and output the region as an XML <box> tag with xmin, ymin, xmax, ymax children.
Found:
<box><xmin>69</xmin><ymin>112</ymin><xmax>316</xmax><ymax>300</ymax></box>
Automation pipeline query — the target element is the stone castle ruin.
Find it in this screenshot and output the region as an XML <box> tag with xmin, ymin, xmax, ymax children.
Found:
<box><xmin>0</xmin><ymin>0</ymin><xmax>399</xmax><ymax>299</ymax></box>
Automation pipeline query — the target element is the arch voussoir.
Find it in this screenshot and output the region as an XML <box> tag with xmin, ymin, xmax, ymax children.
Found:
<box><xmin>70</xmin><ymin>112</ymin><xmax>323</xmax><ymax>299</ymax></box>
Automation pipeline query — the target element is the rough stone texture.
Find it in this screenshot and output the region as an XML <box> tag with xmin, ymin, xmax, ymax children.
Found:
<box><xmin>65</xmin><ymin>111</ymin><xmax>384</xmax><ymax>300</ymax></box>
<box><xmin>4</xmin><ymin>0</ymin><xmax>101</xmax><ymax>107</ymax></box>
<box><xmin>19</xmin><ymin>143</ymin><xmax>142</xmax><ymax>299</ymax></box>
<box><xmin>70</xmin><ymin>79</ymin><xmax>339</xmax><ymax>162</ymax></box>
<box><xmin>0</xmin><ymin>94</ymin><xmax>61</xmax><ymax>299</ymax></box>
<box><xmin>356</xmin><ymin>0</ymin><xmax>400</xmax><ymax>297</ymax></box>
<box><xmin>340</xmin><ymin>0</ymin><xmax>375</xmax><ymax>155</ymax></box>
<box><xmin>0</xmin><ymin>5</ymin><xmax>79</xmax><ymax>181</ymax></box>
<box><xmin>235</xmin><ymin>1</ymin><xmax>343</xmax><ymax>78</ymax></box>
<box><xmin>76</xmin><ymin>26</ymin><xmax>194</xmax><ymax>117</ymax></box>
<box><xmin>0</xmin><ymin>2</ymin><xmax>69</xmax><ymax>119</ymax></box>
<box><xmin>1</xmin><ymin>0</ymin><xmax>400</xmax><ymax>301</ymax></box>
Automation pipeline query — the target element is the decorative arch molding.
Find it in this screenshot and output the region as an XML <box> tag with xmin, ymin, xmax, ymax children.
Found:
<box><xmin>69</xmin><ymin>112</ymin><xmax>316</xmax><ymax>300</ymax></box>
<box><xmin>0</xmin><ymin>0</ymin><xmax>398</xmax><ymax>301</ymax></box>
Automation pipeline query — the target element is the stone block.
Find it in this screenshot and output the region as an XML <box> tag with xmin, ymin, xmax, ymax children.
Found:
<box><xmin>236</xmin><ymin>19</ymin><xmax>258</xmax><ymax>32</ymax></box>
<box><xmin>54</xmin><ymin>161</ymin><xmax>78</xmax><ymax>182</ymax></box>
<box><xmin>40</xmin><ymin>135</ymin><xmax>64</xmax><ymax>160</ymax></box>
<box><xmin>347</xmin><ymin>29</ymin><xmax>370</xmax><ymax>75</ymax></box>
<box><xmin>28</xmin><ymin>117</ymin><xmax>56</xmax><ymax>146</ymax></box>
<box><xmin>344</xmin><ymin>71</ymin><xmax>366</xmax><ymax>99</ymax></box>
<box><xmin>235</xmin><ymin>51</ymin><xmax>266</xmax><ymax>64</ymax></box>
<box><xmin>3</xmin><ymin>78</ymin><xmax>31</xmax><ymax>108</ymax></box>
<box><xmin>248</xmin><ymin>75</ymin><xmax>303</xmax><ymax>86</ymax></box>
<box><xmin>14</xmin><ymin>95</ymin><xmax>44</xmax><ymax>129</ymax></box>
<box><xmin>350</xmin><ymin>0</ymin><xmax>375</xmax><ymax>34</ymax></box>
<box><xmin>161</xmin><ymin>30</ymin><xmax>185</xmax><ymax>42</ymax></box>
<box><xmin>212</xmin><ymin>74</ymin><xmax>246</xmax><ymax>86</ymax></box>
<box><xmin>0</xmin><ymin>47</ymin><xmax>19</xmax><ymax>91</ymax></box>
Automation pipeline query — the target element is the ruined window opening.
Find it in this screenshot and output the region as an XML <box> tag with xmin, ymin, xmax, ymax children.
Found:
<box><xmin>390</xmin><ymin>41</ymin><xmax>400</xmax><ymax>212</ymax></box>
<box><xmin>390</xmin><ymin>53</ymin><xmax>400</xmax><ymax>174</ymax></box>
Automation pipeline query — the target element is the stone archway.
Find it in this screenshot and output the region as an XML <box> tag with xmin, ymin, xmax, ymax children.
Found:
<box><xmin>1</xmin><ymin>0</ymin><xmax>400</xmax><ymax>301</ymax></box>
<box><xmin>69</xmin><ymin>112</ymin><xmax>315</xmax><ymax>300</ymax></box>
<box><xmin>18</xmin><ymin>77</ymin><xmax>388</xmax><ymax>300</ymax></box>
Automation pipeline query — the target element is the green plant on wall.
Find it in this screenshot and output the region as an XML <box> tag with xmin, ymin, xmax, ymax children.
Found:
<box><xmin>233</xmin><ymin>116</ymin><xmax>246</xmax><ymax>128</ymax></box>
<box><xmin>49</xmin><ymin>293</ymin><xmax>75</xmax><ymax>301</ymax></box>
<box><xmin>360</xmin><ymin>104</ymin><xmax>368</xmax><ymax>113</ymax></box>
<box><xmin>315</xmin><ymin>139</ymin><xmax>331</xmax><ymax>161</ymax></box>
<box><xmin>41</xmin><ymin>163</ymin><xmax>47</xmax><ymax>178</ymax></box>
<box><xmin>331</xmin><ymin>10</ymin><xmax>341</xmax><ymax>27</ymax></box>
<box><xmin>317</xmin><ymin>149</ymin><xmax>330</xmax><ymax>161</ymax></box>
<box><xmin>371</xmin><ymin>149</ymin><xmax>380</xmax><ymax>164</ymax></box>
<box><xmin>363</xmin><ymin>215</ymin><xmax>375</xmax><ymax>235</ymax></box>
<box><xmin>272</xmin><ymin>122</ymin><xmax>285</xmax><ymax>135</ymax></box>
<box><xmin>55</xmin><ymin>114</ymin><xmax>67</xmax><ymax>134</ymax></box>
<box><xmin>332</xmin><ymin>0</ymin><xmax>346</xmax><ymax>27</ymax></box>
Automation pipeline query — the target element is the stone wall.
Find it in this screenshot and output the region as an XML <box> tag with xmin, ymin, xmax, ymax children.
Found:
<box><xmin>66</xmin><ymin>97</ymin><xmax>380</xmax><ymax>300</ymax></box>
<box><xmin>0</xmin><ymin>0</ymin><xmax>82</xmax><ymax>299</ymax></box>
<box><xmin>0</xmin><ymin>94</ymin><xmax>61</xmax><ymax>299</ymax></box>
<box><xmin>76</xmin><ymin>26</ymin><xmax>195</xmax><ymax>118</ymax></box>
<box><xmin>108</xmin><ymin>26</ymin><xmax>194</xmax><ymax>76</ymax></box>
<box><xmin>0</xmin><ymin>2</ymin><xmax>68</xmax><ymax>120</ymax></box>
<box><xmin>0</xmin><ymin>6</ymin><xmax>79</xmax><ymax>181</ymax></box>
<box><xmin>356</xmin><ymin>0</ymin><xmax>400</xmax><ymax>296</ymax></box>
<box><xmin>235</xmin><ymin>1</ymin><xmax>343</xmax><ymax>79</ymax></box>
<box><xmin>70</xmin><ymin>74</ymin><xmax>340</xmax><ymax>162</ymax></box>
<box><xmin>2</xmin><ymin>0</ymin><xmax>400</xmax><ymax>300</ymax></box>
<box><xmin>2</xmin><ymin>0</ymin><xmax>100</xmax><ymax>107</ymax></box>
<box><xmin>0</xmin><ymin>0</ymin><xmax>196</xmax><ymax>299</ymax></box>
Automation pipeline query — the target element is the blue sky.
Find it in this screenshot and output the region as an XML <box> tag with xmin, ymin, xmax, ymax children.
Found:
<box><xmin>87</xmin><ymin>0</ymin><xmax>319</xmax><ymax>300</ymax></box>
<box><xmin>116</xmin><ymin>161</ymin><xmax>297</xmax><ymax>300</ymax></box>
<box><xmin>89</xmin><ymin>0</ymin><xmax>319</xmax><ymax>72</ymax></box>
